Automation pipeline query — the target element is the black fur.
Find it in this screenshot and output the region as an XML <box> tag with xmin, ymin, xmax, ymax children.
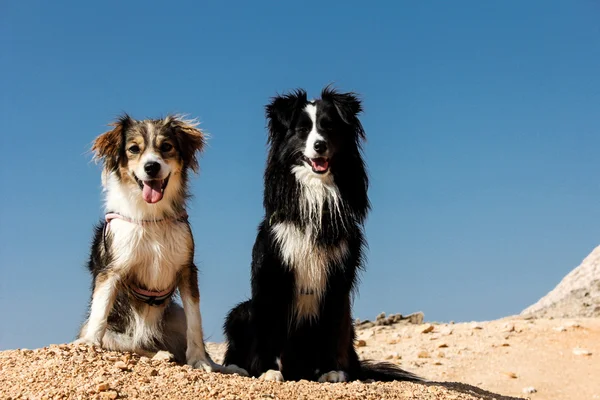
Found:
<box><xmin>223</xmin><ymin>86</ymin><xmax>422</xmax><ymax>382</ymax></box>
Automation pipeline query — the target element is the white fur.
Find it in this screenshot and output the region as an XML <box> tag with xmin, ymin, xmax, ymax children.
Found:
<box><xmin>318</xmin><ymin>370</ymin><xmax>348</xmax><ymax>383</ymax></box>
<box><xmin>291</xmin><ymin>165</ymin><xmax>344</xmax><ymax>229</ymax></box>
<box><xmin>303</xmin><ymin>104</ymin><xmax>326</xmax><ymax>159</ymax></box>
<box><xmin>260</xmin><ymin>369</ymin><xmax>285</xmax><ymax>382</ymax></box>
<box><xmin>272</xmin><ymin>221</ymin><xmax>349</xmax><ymax>321</ymax></box>
<box><xmin>77</xmin><ymin>273</ymin><xmax>119</xmax><ymax>345</ymax></box>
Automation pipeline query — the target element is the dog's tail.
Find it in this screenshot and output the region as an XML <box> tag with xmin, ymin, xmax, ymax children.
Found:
<box><xmin>356</xmin><ymin>360</ymin><xmax>426</xmax><ymax>382</ymax></box>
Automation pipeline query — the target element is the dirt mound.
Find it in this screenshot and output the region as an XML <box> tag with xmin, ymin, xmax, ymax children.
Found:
<box><xmin>522</xmin><ymin>245</ymin><xmax>600</xmax><ymax>318</ymax></box>
<box><xmin>0</xmin><ymin>343</ymin><xmax>520</xmax><ymax>400</ymax></box>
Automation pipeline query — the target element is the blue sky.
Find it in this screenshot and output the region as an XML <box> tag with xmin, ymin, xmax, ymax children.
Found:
<box><xmin>1</xmin><ymin>1</ymin><xmax>600</xmax><ymax>350</ymax></box>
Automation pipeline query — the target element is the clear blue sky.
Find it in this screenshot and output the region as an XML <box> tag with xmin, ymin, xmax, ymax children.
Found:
<box><xmin>2</xmin><ymin>1</ymin><xmax>599</xmax><ymax>351</ymax></box>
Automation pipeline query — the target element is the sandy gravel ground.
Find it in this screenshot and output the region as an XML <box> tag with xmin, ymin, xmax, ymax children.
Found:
<box><xmin>0</xmin><ymin>344</ymin><xmax>519</xmax><ymax>400</ymax></box>
<box><xmin>2</xmin><ymin>316</ymin><xmax>597</xmax><ymax>400</ymax></box>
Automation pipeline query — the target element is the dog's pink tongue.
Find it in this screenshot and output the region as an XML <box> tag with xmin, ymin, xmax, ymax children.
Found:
<box><xmin>142</xmin><ymin>180</ymin><xmax>163</xmax><ymax>203</ymax></box>
<box><xmin>311</xmin><ymin>158</ymin><xmax>329</xmax><ymax>172</ymax></box>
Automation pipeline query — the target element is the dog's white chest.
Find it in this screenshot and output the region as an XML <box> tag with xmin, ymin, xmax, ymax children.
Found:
<box><xmin>271</xmin><ymin>222</ymin><xmax>348</xmax><ymax>321</ymax></box>
<box><xmin>108</xmin><ymin>221</ymin><xmax>192</xmax><ymax>289</ymax></box>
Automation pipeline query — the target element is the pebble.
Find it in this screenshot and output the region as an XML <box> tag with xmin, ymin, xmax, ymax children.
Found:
<box><xmin>522</xmin><ymin>386</ymin><xmax>537</xmax><ymax>394</ymax></box>
<box><xmin>421</xmin><ymin>325</ymin><xmax>434</xmax><ymax>334</ymax></box>
<box><xmin>440</xmin><ymin>327</ymin><xmax>454</xmax><ymax>336</ymax></box>
<box><xmin>417</xmin><ymin>351</ymin><xmax>430</xmax><ymax>358</ymax></box>
<box><xmin>114</xmin><ymin>361</ymin><xmax>128</xmax><ymax>371</ymax></box>
<box><xmin>99</xmin><ymin>391</ymin><xmax>118</xmax><ymax>400</ymax></box>
<box><xmin>502</xmin><ymin>324</ymin><xmax>515</xmax><ymax>333</ymax></box>
<box><xmin>96</xmin><ymin>382</ymin><xmax>110</xmax><ymax>392</ymax></box>
<box><xmin>152</xmin><ymin>351</ymin><xmax>174</xmax><ymax>361</ymax></box>
<box><xmin>553</xmin><ymin>326</ymin><xmax>567</xmax><ymax>332</ymax></box>
<box><xmin>573</xmin><ymin>348</ymin><xmax>592</xmax><ymax>356</ymax></box>
<box><xmin>356</xmin><ymin>340</ymin><xmax>367</xmax><ymax>347</ymax></box>
<box><xmin>502</xmin><ymin>371</ymin><xmax>518</xmax><ymax>379</ymax></box>
<box><xmin>437</xmin><ymin>343</ymin><xmax>448</xmax><ymax>348</ymax></box>
<box><xmin>149</xmin><ymin>369</ymin><xmax>159</xmax><ymax>376</ymax></box>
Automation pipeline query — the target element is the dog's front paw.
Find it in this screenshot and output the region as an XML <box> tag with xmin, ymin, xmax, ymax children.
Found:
<box><xmin>221</xmin><ymin>364</ymin><xmax>249</xmax><ymax>376</ymax></box>
<box><xmin>187</xmin><ymin>350</ymin><xmax>218</xmax><ymax>373</ymax></box>
<box><xmin>72</xmin><ymin>337</ymin><xmax>100</xmax><ymax>347</ymax></box>
<box><xmin>152</xmin><ymin>351</ymin><xmax>175</xmax><ymax>362</ymax></box>
<box><xmin>259</xmin><ymin>369</ymin><xmax>284</xmax><ymax>382</ymax></box>
<box><xmin>318</xmin><ymin>370</ymin><xmax>348</xmax><ymax>383</ymax></box>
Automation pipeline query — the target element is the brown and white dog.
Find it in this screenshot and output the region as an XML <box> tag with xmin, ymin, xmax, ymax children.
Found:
<box><xmin>76</xmin><ymin>114</ymin><xmax>244</xmax><ymax>374</ymax></box>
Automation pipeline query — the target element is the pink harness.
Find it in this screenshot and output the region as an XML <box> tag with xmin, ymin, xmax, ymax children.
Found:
<box><xmin>103</xmin><ymin>211</ymin><xmax>189</xmax><ymax>305</ymax></box>
<box><xmin>104</xmin><ymin>211</ymin><xmax>188</xmax><ymax>226</ymax></box>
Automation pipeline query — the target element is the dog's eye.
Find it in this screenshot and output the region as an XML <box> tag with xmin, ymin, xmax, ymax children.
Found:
<box><xmin>128</xmin><ymin>145</ymin><xmax>140</xmax><ymax>154</ymax></box>
<box><xmin>160</xmin><ymin>143</ymin><xmax>173</xmax><ymax>152</ymax></box>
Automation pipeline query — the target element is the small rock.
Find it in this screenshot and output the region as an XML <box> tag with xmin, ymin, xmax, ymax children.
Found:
<box><xmin>152</xmin><ymin>351</ymin><xmax>175</xmax><ymax>361</ymax></box>
<box><xmin>434</xmin><ymin>362</ymin><xmax>442</xmax><ymax>366</ymax></box>
<box><xmin>471</xmin><ymin>323</ymin><xmax>483</xmax><ymax>330</ymax></box>
<box><xmin>522</xmin><ymin>386</ymin><xmax>537</xmax><ymax>394</ymax></box>
<box><xmin>99</xmin><ymin>391</ymin><xmax>118</xmax><ymax>400</ymax></box>
<box><xmin>573</xmin><ymin>348</ymin><xmax>592</xmax><ymax>356</ymax></box>
<box><xmin>387</xmin><ymin>339</ymin><xmax>398</xmax><ymax>345</ymax></box>
<box><xmin>96</xmin><ymin>382</ymin><xmax>110</xmax><ymax>392</ymax></box>
<box><xmin>421</xmin><ymin>324</ymin><xmax>434</xmax><ymax>334</ymax></box>
<box><xmin>149</xmin><ymin>369</ymin><xmax>159</xmax><ymax>376</ymax></box>
<box><xmin>384</xmin><ymin>355</ymin><xmax>393</xmax><ymax>360</ymax></box>
<box><xmin>405</xmin><ymin>312</ymin><xmax>425</xmax><ymax>325</ymax></box>
<box><xmin>438</xmin><ymin>343</ymin><xmax>448</xmax><ymax>348</ymax></box>
<box><xmin>440</xmin><ymin>327</ymin><xmax>454</xmax><ymax>336</ymax></box>
<box><xmin>114</xmin><ymin>361</ymin><xmax>128</xmax><ymax>371</ymax></box>
<box><xmin>417</xmin><ymin>351</ymin><xmax>430</xmax><ymax>358</ymax></box>
<box><xmin>553</xmin><ymin>326</ymin><xmax>567</xmax><ymax>332</ymax></box>
<box><xmin>502</xmin><ymin>323</ymin><xmax>515</xmax><ymax>332</ymax></box>
<box><xmin>356</xmin><ymin>340</ymin><xmax>367</xmax><ymax>347</ymax></box>
<box><xmin>501</xmin><ymin>343</ymin><xmax>510</xmax><ymax>347</ymax></box>
<box><xmin>503</xmin><ymin>371</ymin><xmax>518</xmax><ymax>379</ymax></box>
<box><xmin>376</xmin><ymin>312</ymin><xmax>386</xmax><ymax>321</ymax></box>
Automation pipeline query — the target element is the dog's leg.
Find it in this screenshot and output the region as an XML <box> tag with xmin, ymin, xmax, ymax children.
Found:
<box><xmin>178</xmin><ymin>264</ymin><xmax>215</xmax><ymax>372</ymax></box>
<box><xmin>315</xmin><ymin>268</ymin><xmax>356</xmax><ymax>383</ymax></box>
<box><xmin>75</xmin><ymin>272</ymin><xmax>119</xmax><ymax>346</ymax></box>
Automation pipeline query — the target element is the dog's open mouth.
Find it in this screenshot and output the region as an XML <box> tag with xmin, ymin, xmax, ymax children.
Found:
<box><xmin>134</xmin><ymin>174</ymin><xmax>170</xmax><ymax>204</ymax></box>
<box><xmin>303</xmin><ymin>157</ymin><xmax>330</xmax><ymax>174</ymax></box>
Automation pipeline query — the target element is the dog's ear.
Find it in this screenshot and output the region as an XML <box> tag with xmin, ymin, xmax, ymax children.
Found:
<box><xmin>265</xmin><ymin>89</ymin><xmax>308</xmax><ymax>142</ymax></box>
<box><xmin>321</xmin><ymin>86</ymin><xmax>365</xmax><ymax>140</ymax></box>
<box><xmin>92</xmin><ymin>114</ymin><xmax>132</xmax><ymax>170</ymax></box>
<box><xmin>167</xmin><ymin>116</ymin><xmax>205</xmax><ymax>172</ymax></box>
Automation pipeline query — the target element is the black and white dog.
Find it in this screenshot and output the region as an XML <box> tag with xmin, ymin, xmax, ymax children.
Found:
<box><xmin>76</xmin><ymin>115</ymin><xmax>243</xmax><ymax>375</ymax></box>
<box><xmin>223</xmin><ymin>87</ymin><xmax>422</xmax><ymax>382</ymax></box>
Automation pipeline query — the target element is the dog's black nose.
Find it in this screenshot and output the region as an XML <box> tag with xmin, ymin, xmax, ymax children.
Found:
<box><xmin>314</xmin><ymin>140</ymin><xmax>327</xmax><ymax>154</ymax></box>
<box><xmin>144</xmin><ymin>161</ymin><xmax>161</xmax><ymax>177</ymax></box>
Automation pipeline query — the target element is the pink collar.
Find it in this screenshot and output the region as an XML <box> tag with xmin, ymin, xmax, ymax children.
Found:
<box><xmin>105</xmin><ymin>211</ymin><xmax>188</xmax><ymax>225</ymax></box>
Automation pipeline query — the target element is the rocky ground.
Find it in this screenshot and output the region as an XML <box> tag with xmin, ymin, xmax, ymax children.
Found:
<box><xmin>521</xmin><ymin>245</ymin><xmax>600</xmax><ymax>319</ymax></box>
<box><xmin>0</xmin><ymin>342</ymin><xmax>521</xmax><ymax>400</ymax></box>
<box><xmin>3</xmin><ymin>315</ymin><xmax>597</xmax><ymax>400</ymax></box>
<box><xmin>3</xmin><ymin>246</ymin><xmax>599</xmax><ymax>400</ymax></box>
